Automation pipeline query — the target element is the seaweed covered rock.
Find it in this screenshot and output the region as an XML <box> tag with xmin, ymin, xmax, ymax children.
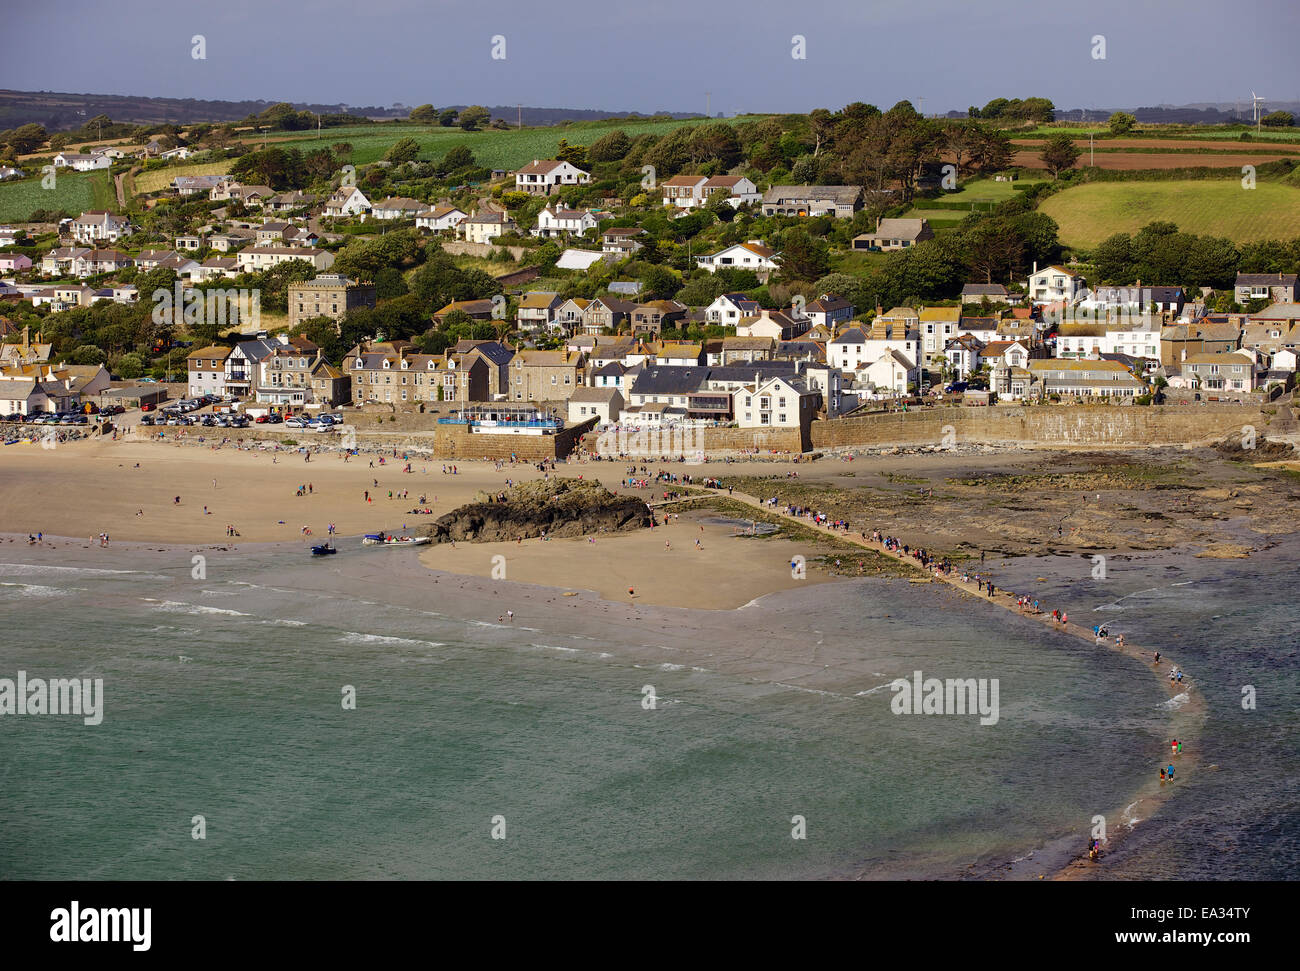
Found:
<box><xmin>425</xmin><ymin>477</ymin><xmax>651</xmax><ymax>543</ymax></box>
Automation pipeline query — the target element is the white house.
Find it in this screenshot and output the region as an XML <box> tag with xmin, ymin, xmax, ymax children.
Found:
<box><xmin>1028</xmin><ymin>263</ymin><xmax>1086</xmax><ymax>304</ymax></box>
<box><xmin>459</xmin><ymin>211</ymin><xmax>517</xmax><ymax>244</ymax></box>
<box><xmin>943</xmin><ymin>335</ymin><xmax>985</xmax><ymax>380</ymax></box>
<box><xmin>567</xmin><ymin>386</ymin><xmax>624</xmax><ymax>424</ymax></box>
<box><xmin>862</xmin><ymin>350</ymin><xmax>919</xmax><ymax>397</ymax></box>
<box><xmin>979</xmin><ymin>339</ymin><xmax>1033</xmax><ymax>370</ymax></box>
<box><xmin>53</xmin><ymin>153</ymin><xmax>111</xmax><ymax>172</ymax></box>
<box><xmin>415</xmin><ymin>204</ymin><xmax>467</xmax><ymax>233</ymax></box>
<box><xmin>696</xmin><ymin>241</ymin><xmax>779</xmax><ymax>275</ymax></box>
<box><xmin>324</xmin><ymin>186</ymin><xmax>372</xmax><ymax>218</ymax></box>
<box><xmin>186</xmin><ymin>345</ymin><xmax>232</xmax><ymax>397</ymax></box>
<box><xmin>237</xmin><ymin>246</ymin><xmax>335</xmax><ymax>273</ymax></box>
<box><xmin>515</xmin><ymin>159</ymin><xmax>591</xmax><ymax>195</ymax></box>
<box><xmin>532</xmin><ymin>206</ymin><xmax>600</xmax><ymax>238</ymax></box>
<box><xmin>660</xmin><ymin>175</ymin><xmax>707</xmax><ymax>208</ymax></box>
<box><xmin>804</xmin><ymin>294</ymin><xmax>855</xmax><ymax>330</ymax></box>
<box><xmin>733</xmin><ymin>375</ymin><xmax>820</xmax><ymax>429</ymax></box>
<box><xmin>368</xmin><ymin>196</ymin><xmax>425</xmax><ymax>220</ymax></box>
<box><xmin>736</xmin><ymin>309</ymin><xmax>809</xmax><ymax>341</ymax></box>
<box><xmin>828</xmin><ymin>326</ymin><xmax>871</xmax><ymax>371</ymax></box>
<box><xmin>705</xmin><ymin>292</ymin><xmax>761</xmax><ymax>325</ymax></box>
<box><xmin>69</xmin><ymin>211</ymin><xmax>133</xmax><ymax>244</ymax></box>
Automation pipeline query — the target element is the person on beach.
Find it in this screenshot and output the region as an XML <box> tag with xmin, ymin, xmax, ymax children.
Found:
<box><xmin>1167</xmin><ymin>764</ymin><xmax>1175</xmax><ymax>781</ymax></box>
<box><xmin>1177</xmin><ymin>740</ymin><xmax>1183</xmax><ymax>754</ymax></box>
<box><xmin>1160</xmin><ymin>767</ymin><xmax>1167</xmax><ymax>783</ymax></box>
<box><xmin>1171</xmin><ymin>739</ymin><xmax>1178</xmax><ymax>755</ymax></box>
<box><xmin>1154</xmin><ymin>651</ymin><xmax>1161</xmax><ymax>664</ymax></box>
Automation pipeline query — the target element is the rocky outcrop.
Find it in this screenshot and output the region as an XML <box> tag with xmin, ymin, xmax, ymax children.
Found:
<box><xmin>424</xmin><ymin>477</ymin><xmax>651</xmax><ymax>544</ymax></box>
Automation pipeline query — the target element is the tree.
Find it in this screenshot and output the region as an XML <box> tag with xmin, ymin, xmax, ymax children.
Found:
<box><xmin>442</xmin><ymin>145</ymin><xmax>475</xmax><ymax>172</ymax></box>
<box><xmin>408</xmin><ymin>104</ymin><xmax>438</xmax><ymax>124</ymax></box>
<box><xmin>970</xmin><ymin>127</ymin><xmax>1013</xmax><ymax>172</ymax></box>
<box><xmin>438</xmin><ymin>109</ymin><xmax>458</xmax><ymax>127</ymax></box>
<box><xmin>458</xmin><ymin>106</ymin><xmax>491</xmax><ymax>131</ymax></box>
<box><xmin>6</xmin><ymin>123</ymin><xmax>48</xmax><ymax>155</ymax></box>
<box><xmin>1040</xmin><ymin>133</ymin><xmax>1081</xmax><ymax>178</ymax></box>
<box><xmin>385</xmin><ymin>137</ymin><xmax>420</xmax><ymax>164</ymax></box>
<box><xmin>639</xmin><ymin>265</ymin><xmax>681</xmax><ymax>300</ymax></box>
<box><xmin>70</xmin><ymin>345</ymin><xmax>107</xmax><ymax>366</ymax></box>
<box><xmin>588</xmin><ymin>130</ymin><xmax>631</xmax><ymax>162</ymax></box>
<box><xmin>555</xmin><ymin>138</ymin><xmax>588</xmax><ymax>168</ymax></box>
<box><xmin>1092</xmin><ymin>232</ymin><xmax>1135</xmax><ymax>283</ymax></box>
<box><xmin>440</xmin><ymin>308</ymin><xmax>473</xmax><ymax>330</ymax></box>
<box><xmin>1261</xmin><ymin>111</ymin><xmax>1295</xmax><ymax>128</ymax></box>
<box><xmin>1108</xmin><ymin>112</ymin><xmax>1136</xmax><ymax>135</ymax></box>
<box><xmin>114</xmin><ymin>352</ymin><xmax>146</xmax><ymax>379</ymax></box>
<box><xmin>374</xmin><ymin>267</ymin><xmax>409</xmax><ymax>300</ymax></box>
<box><xmin>689</xmin><ymin>124</ymin><xmax>743</xmax><ymax>168</ymax></box>
<box><xmin>777</xmin><ymin>228</ymin><xmax>831</xmax><ymax>281</ymax></box>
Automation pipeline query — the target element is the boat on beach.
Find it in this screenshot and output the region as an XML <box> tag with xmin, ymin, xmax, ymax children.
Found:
<box><xmin>361</xmin><ymin>533</ymin><xmax>430</xmax><ymax>547</ymax></box>
<box><xmin>310</xmin><ymin>542</ymin><xmax>337</xmax><ymax>556</ymax></box>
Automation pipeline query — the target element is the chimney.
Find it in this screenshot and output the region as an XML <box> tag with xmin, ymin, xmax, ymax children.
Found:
<box><xmin>1032</xmin><ymin>261</ymin><xmax>1038</xmax><ymax>275</ymax></box>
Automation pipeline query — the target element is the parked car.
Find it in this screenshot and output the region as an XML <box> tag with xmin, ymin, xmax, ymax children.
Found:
<box><xmin>284</xmin><ymin>417</ymin><xmax>309</xmax><ymax>428</ymax></box>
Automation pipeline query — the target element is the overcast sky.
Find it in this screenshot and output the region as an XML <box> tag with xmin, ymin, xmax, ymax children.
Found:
<box><xmin>5</xmin><ymin>0</ymin><xmax>1298</xmax><ymax>115</ymax></box>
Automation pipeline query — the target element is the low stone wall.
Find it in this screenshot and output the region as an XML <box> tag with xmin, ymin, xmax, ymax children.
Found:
<box><xmin>810</xmin><ymin>403</ymin><xmax>1277</xmax><ymax>450</ymax></box>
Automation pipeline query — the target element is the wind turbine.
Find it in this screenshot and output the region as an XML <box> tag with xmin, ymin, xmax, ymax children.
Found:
<box><xmin>1252</xmin><ymin>92</ymin><xmax>1266</xmax><ymax>131</ymax></box>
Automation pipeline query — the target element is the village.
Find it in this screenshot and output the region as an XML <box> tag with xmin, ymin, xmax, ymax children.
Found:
<box><xmin>2</xmin><ymin>103</ymin><xmax>1299</xmax><ymax>456</ymax></box>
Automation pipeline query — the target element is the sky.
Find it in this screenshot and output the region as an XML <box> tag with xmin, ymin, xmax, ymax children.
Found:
<box><xmin>4</xmin><ymin>0</ymin><xmax>1299</xmax><ymax>116</ymax></box>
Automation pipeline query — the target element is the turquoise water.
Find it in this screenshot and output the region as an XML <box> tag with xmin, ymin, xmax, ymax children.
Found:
<box><xmin>1</xmin><ymin>537</ymin><xmax>1283</xmax><ymax>880</ymax></box>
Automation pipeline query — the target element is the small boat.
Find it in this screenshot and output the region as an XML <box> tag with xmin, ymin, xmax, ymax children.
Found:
<box><xmin>311</xmin><ymin>542</ymin><xmax>337</xmax><ymax>556</ymax></box>
<box><xmin>361</xmin><ymin>533</ymin><xmax>430</xmax><ymax>547</ymax></box>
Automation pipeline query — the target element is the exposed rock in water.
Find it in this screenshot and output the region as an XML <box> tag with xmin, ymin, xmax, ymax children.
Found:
<box><xmin>423</xmin><ymin>477</ymin><xmax>652</xmax><ymax>544</ymax></box>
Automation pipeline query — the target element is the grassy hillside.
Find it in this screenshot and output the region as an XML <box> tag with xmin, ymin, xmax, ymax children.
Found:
<box><xmin>0</xmin><ymin>169</ymin><xmax>115</xmax><ymax>221</ymax></box>
<box><xmin>1038</xmin><ymin>179</ymin><xmax>1300</xmax><ymax>248</ymax></box>
<box><xmin>134</xmin><ymin>161</ymin><xmax>232</xmax><ymax>194</ymax></box>
<box><xmin>244</xmin><ymin>116</ymin><xmax>759</xmax><ymax>168</ymax></box>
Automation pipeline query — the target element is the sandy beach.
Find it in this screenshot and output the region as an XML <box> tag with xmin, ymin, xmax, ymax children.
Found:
<box><xmin>418</xmin><ymin>508</ymin><xmax>833</xmax><ymax>609</ymax></box>
<box><xmin>0</xmin><ymin>436</ymin><xmax>843</xmax><ymax>608</ymax></box>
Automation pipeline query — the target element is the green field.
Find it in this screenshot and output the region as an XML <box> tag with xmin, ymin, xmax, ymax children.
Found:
<box><xmin>135</xmin><ymin>161</ymin><xmax>231</xmax><ymax>194</ymax></box>
<box><xmin>248</xmin><ymin>116</ymin><xmax>760</xmax><ymax>168</ymax></box>
<box><xmin>938</xmin><ymin>177</ymin><xmax>1045</xmax><ymax>203</ymax></box>
<box><xmin>0</xmin><ymin>170</ymin><xmax>115</xmax><ymax>222</ymax></box>
<box><xmin>1017</xmin><ymin>124</ymin><xmax>1300</xmax><ymax>143</ymax></box>
<box><xmin>1037</xmin><ymin>179</ymin><xmax>1300</xmax><ymax>248</ymax></box>
<box><xmin>901</xmin><ymin>208</ymin><xmax>968</xmax><ymax>229</ymax></box>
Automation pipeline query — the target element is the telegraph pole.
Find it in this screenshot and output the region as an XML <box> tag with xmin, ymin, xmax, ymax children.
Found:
<box><xmin>706</xmin><ymin>91</ymin><xmax>711</xmax><ymax>118</ymax></box>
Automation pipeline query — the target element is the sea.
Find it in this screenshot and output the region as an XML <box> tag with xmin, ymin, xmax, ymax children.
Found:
<box><xmin>0</xmin><ymin>533</ymin><xmax>1295</xmax><ymax>880</ymax></box>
